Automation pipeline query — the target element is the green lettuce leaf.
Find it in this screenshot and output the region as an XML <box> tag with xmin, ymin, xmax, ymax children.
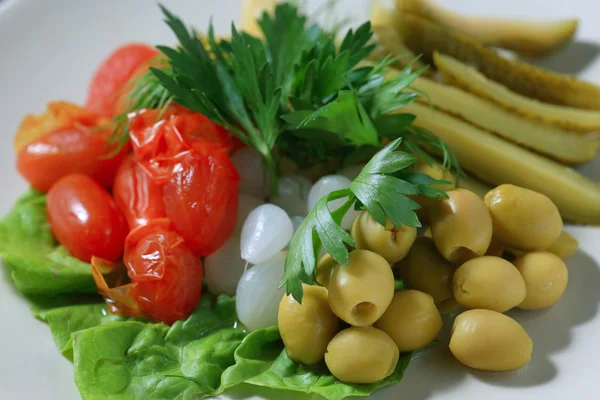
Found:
<box><xmin>0</xmin><ymin>190</ymin><xmax>96</xmax><ymax>296</ymax></box>
<box><xmin>222</xmin><ymin>326</ymin><xmax>412</xmax><ymax>400</ymax></box>
<box><xmin>73</xmin><ymin>294</ymin><xmax>245</xmax><ymax>400</ymax></box>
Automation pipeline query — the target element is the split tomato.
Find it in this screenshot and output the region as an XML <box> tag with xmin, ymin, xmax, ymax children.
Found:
<box><xmin>124</xmin><ymin>219</ymin><xmax>203</xmax><ymax>324</ymax></box>
<box><xmin>15</xmin><ymin>102</ymin><xmax>126</xmax><ymax>192</ymax></box>
<box><xmin>163</xmin><ymin>145</ymin><xmax>240</xmax><ymax>257</ymax></box>
<box><xmin>128</xmin><ymin>108</ymin><xmax>239</xmax><ymax>182</ymax></box>
<box><xmin>85</xmin><ymin>43</ymin><xmax>158</xmax><ymax>117</ymax></box>
<box><xmin>46</xmin><ymin>174</ymin><xmax>128</xmax><ymax>262</ymax></box>
<box><xmin>113</xmin><ymin>155</ymin><xmax>166</xmax><ymax>230</ymax></box>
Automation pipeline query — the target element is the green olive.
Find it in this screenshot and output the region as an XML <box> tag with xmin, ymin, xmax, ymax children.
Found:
<box><xmin>350</xmin><ymin>211</ymin><xmax>417</xmax><ymax>264</ymax></box>
<box><xmin>400</xmin><ymin>237</ymin><xmax>456</xmax><ymax>308</ymax></box>
<box><xmin>453</xmin><ymin>256</ymin><xmax>526</xmax><ymax>313</ymax></box>
<box><xmin>328</xmin><ymin>249</ymin><xmax>394</xmax><ymax>327</ymax></box>
<box><xmin>430</xmin><ymin>189</ymin><xmax>493</xmax><ymax>264</ymax></box>
<box><xmin>514</xmin><ymin>252</ymin><xmax>569</xmax><ymax>310</ymax></box>
<box><xmin>484</xmin><ymin>184</ymin><xmax>563</xmax><ymax>251</ymax></box>
<box><xmin>315</xmin><ymin>253</ymin><xmax>336</xmax><ymax>289</ymax></box>
<box><xmin>450</xmin><ymin>309</ymin><xmax>533</xmax><ymax>371</ymax></box>
<box><xmin>374</xmin><ymin>290</ymin><xmax>442</xmax><ymax>352</ymax></box>
<box><xmin>278</xmin><ymin>284</ymin><xmax>339</xmax><ymax>365</ymax></box>
<box><xmin>325</xmin><ymin>326</ymin><xmax>399</xmax><ymax>384</ymax></box>
<box><xmin>547</xmin><ymin>231</ymin><xmax>579</xmax><ymax>260</ymax></box>
<box><xmin>411</xmin><ymin>162</ymin><xmax>456</xmax><ymax>221</ymax></box>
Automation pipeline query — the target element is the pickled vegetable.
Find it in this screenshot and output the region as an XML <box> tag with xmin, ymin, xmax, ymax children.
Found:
<box><xmin>396</xmin><ymin>0</ymin><xmax>578</xmax><ymax>57</ymax></box>
<box><xmin>514</xmin><ymin>252</ymin><xmax>569</xmax><ymax>310</ymax></box>
<box><xmin>279</xmin><ymin>284</ymin><xmax>339</xmax><ymax>365</ymax></box>
<box><xmin>548</xmin><ymin>231</ymin><xmax>579</xmax><ymax>260</ymax></box>
<box><xmin>315</xmin><ymin>253</ymin><xmax>336</xmax><ymax>289</ymax></box>
<box><xmin>453</xmin><ymin>256</ymin><xmax>526</xmax><ymax>313</ymax></box>
<box><xmin>400</xmin><ymin>237</ymin><xmax>455</xmax><ymax>308</ymax></box>
<box><xmin>404</xmin><ymin>102</ymin><xmax>600</xmax><ymax>224</ymax></box>
<box><xmin>325</xmin><ymin>327</ymin><xmax>399</xmax><ymax>384</ymax></box>
<box><xmin>395</xmin><ymin>13</ymin><xmax>600</xmax><ymax>110</ymax></box>
<box><xmin>351</xmin><ymin>211</ymin><xmax>417</xmax><ymax>264</ymax></box>
<box><xmin>485</xmin><ymin>184</ymin><xmax>563</xmax><ymax>251</ymax></box>
<box><xmin>434</xmin><ymin>53</ymin><xmax>600</xmax><ymax>133</ymax></box>
<box><xmin>450</xmin><ymin>309</ymin><xmax>533</xmax><ymax>371</ymax></box>
<box><xmin>375</xmin><ymin>290</ymin><xmax>442</xmax><ymax>352</ymax></box>
<box><xmin>371</xmin><ymin>3</ymin><xmax>430</xmax><ymax>72</ymax></box>
<box><xmin>430</xmin><ymin>189</ymin><xmax>493</xmax><ymax>264</ymax></box>
<box><xmin>328</xmin><ymin>249</ymin><xmax>395</xmax><ymax>327</ymax></box>
<box><xmin>407</xmin><ymin>76</ymin><xmax>598</xmax><ymax>164</ymax></box>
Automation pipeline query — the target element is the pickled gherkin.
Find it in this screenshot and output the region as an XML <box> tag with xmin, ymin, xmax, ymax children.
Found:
<box><xmin>394</xmin><ymin>13</ymin><xmax>600</xmax><ymax>110</ymax></box>
<box><xmin>434</xmin><ymin>53</ymin><xmax>600</xmax><ymax>134</ymax></box>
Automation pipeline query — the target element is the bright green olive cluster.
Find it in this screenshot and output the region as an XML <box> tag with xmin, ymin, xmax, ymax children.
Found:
<box><xmin>279</xmin><ymin>183</ymin><xmax>571</xmax><ymax>379</ymax></box>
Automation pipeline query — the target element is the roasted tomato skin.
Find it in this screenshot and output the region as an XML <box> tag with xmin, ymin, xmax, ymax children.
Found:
<box><xmin>124</xmin><ymin>219</ymin><xmax>203</xmax><ymax>325</ymax></box>
<box><xmin>17</xmin><ymin>127</ymin><xmax>126</xmax><ymax>192</ymax></box>
<box><xmin>46</xmin><ymin>174</ymin><xmax>128</xmax><ymax>262</ymax></box>
<box><xmin>85</xmin><ymin>43</ymin><xmax>159</xmax><ymax>117</ymax></box>
<box><xmin>128</xmin><ymin>109</ymin><xmax>238</xmax><ymax>182</ymax></box>
<box><xmin>163</xmin><ymin>147</ymin><xmax>240</xmax><ymax>257</ymax></box>
<box><xmin>113</xmin><ymin>155</ymin><xmax>166</xmax><ymax>230</ymax></box>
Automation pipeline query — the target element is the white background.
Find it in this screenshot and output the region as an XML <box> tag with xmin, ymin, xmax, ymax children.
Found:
<box><xmin>0</xmin><ymin>1</ymin><xmax>599</xmax><ymax>399</ymax></box>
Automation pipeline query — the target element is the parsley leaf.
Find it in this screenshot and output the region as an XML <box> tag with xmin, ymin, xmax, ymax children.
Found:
<box><xmin>283</xmin><ymin>138</ymin><xmax>445</xmax><ymax>303</ymax></box>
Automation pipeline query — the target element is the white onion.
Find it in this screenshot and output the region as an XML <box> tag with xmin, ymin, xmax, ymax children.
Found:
<box><xmin>236</xmin><ymin>251</ymin><xmax>287</xmax><ymax>331</ymax></box>
<box><xmin>241</xmin><ymin>204</ymin><xmax>293</xmax><ymax>264</ymax></box>
<box><xmin>231</xmin><ymin>147</ymin><xmax>269</xmax><ymax>197</ymax></box>
<box><xmin>338</xmin><ymin>164</ymin><xmax>365</xmax><ymax>181</ymax></box>
<box><xmin>235</xmin><ymin>194</ymin><xmax>265</xmax><ymax>236</ymax></box>
<box><xmin>270</xmin><ymin>175</ymin><xmax>312</xmax><ymax>216</ymax></box>
<box><xmin>204</xmin><ymin>235</ymin><xmax>246</xmax><ymax>296</ymax></box>
<box><xmin>307</xmin><ymin>175</ymin><xmax>359</xmax><ymax>230</ymax></box>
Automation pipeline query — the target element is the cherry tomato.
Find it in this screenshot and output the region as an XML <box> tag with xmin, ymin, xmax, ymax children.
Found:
<box><xmin>47</xmin><ymin>174</ymin><xmax>128</xmax><ymax>262</ymax></box>
<box><xmin>17</xmin><ymin>127</ymin><xmax>126</xmax><ymax>192</ymax></box>
<box><xmin>124</xmin><ymin>219</ymin><xmax>203</xmax><ymax>324</ymax></box>
<box><xmin>163</xmin><ymin>145</ymin><xmax>240</xmax><ymax>256</ymax></box>
<box><xmin>113</xmin><ymin>155</ymin><xmax>166</xmax><ymax>230</ymax></box>
<box><xmin>85</xmin><ymin>43</ymin><xmax>159</xmax><ymax>117</ymax></box>
<box><xmin>128</xmin><ymin>108</ymin><xmax>236</xmax><ymax>182</ymax></box>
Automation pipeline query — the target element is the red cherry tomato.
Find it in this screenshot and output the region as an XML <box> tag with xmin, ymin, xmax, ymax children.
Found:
<box><xmin>113</xmin><ymin>155</ymin><xmax>166</xmax><ymax>230</ymax></box>
<box><xmin>17</xmin><ymin>126</ymin><xmax>126</xmax><ymax>192</ymax></box>
<box><xmin>163</xmin><ymin>146</ymin><xmax>240</xmax><ymax>257</ymax></box>
<box><xmin>124</xmin><ymin>219</ymin><xmax>203</xmax><ymax>324</ymax></box>
<box><xmin>47</xmin><ymin>174</ymin><xmax>128</xmax><ymax>262</ymax></box>
<box><xmin>85</xmin><ymin>43</ymin><xmax>159</xmax><ymax>117</ymax></box>
<box><xmin>129</xmin><ymin>109</ymin><xmax>237</xmax><ymax>183</ymax></box>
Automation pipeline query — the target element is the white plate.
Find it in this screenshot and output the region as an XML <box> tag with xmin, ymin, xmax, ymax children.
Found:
<box><xmin>1</xmin><ymin>0</ymin><xmax>599</xmax><ymax>399</ymax></box>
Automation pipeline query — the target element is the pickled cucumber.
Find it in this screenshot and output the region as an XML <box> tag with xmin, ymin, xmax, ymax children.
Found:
<box><xmin>394</xmin><ymin>13</ymin><xmax>600</xmax><ymax>110</ymax></box>
<box><xmin>403</xmin><ymin>102</ymin><xmax>600</xmax><ymax>224</ymax></box>
<box><xmin>405</xmin><ymin>75</ymin><xmax>598</xmax><ymax>164</ymax></box>
<box><xmin>434</xmin><ymin>53</ymin><xmax>600</xmax><ymax>133</ymax></box>
<box><xmin>396</xmin><ymin>0</ymin><xmax>577</xmax><ymax>57</ymax></box>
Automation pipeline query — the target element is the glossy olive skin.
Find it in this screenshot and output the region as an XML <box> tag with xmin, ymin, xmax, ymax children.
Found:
<box><xmin>325</xmin><ymin>327</ymin><xmax>399</xmax><ymax>384</ymax></box>
<box><xmin>279</xmin><ymin>284</ymin><xmax>339</xmax><ymax>365</ymax></box>
<box><xmin>484</xmin><ymin>184</ymin><xmax>563</xmax><ymax>251</ymax></box>
<box><xmin>328</xmin><ymin>249</ymin><xmax>394</xmax><ymax>327</ymax></box>
<box><xmin>513</xmin><ymin>252</ymin><xmax>569</xmax><ymax>310</ymax></box>
<box><xmin>351</xmin><ymin>211</ymin><xmax>417</xmax><ymax>264</ymax></box>
<box><xmin>430</xmin><ymin>189</ymin><xmax>493</xmax><ymax>264</ymax></box>
<box><xmin>315</xmin><ymin>253</ymin><xmax>336</xmax><ymax>289</ymax></box>
<box><xmin>450</xmin><ymin>309</ymin><xmax>533</xmax><ymax>371</ymax></box>
<box><xmin>453</xmin><ymin>256</ymin><xmax>526</xmax><ymax>313</ymax></box>
<box><xmin>412</xmin><ymin>162</ymin><xmax>456</xmax><ymax>221</ymax></box>
<box><xmin>548</xmin><ymin>231</ymin><xmax>578</xmax><ymax>260</ymax></box>
<box><xmin>400</xmin><ymin>237</ymin><xmax>456</xmax><ymax>309</ymax></box>
<box><xmin>374</xmin><ymin>290</ymin><xmax>442</xmax><ymax>352</ymax></box>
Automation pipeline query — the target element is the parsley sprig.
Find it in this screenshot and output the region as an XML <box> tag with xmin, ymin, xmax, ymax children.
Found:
<box><xmin>283</xmin><ymin>137</ymin><xmax>448</xmax><ymax>302</ymax></box>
